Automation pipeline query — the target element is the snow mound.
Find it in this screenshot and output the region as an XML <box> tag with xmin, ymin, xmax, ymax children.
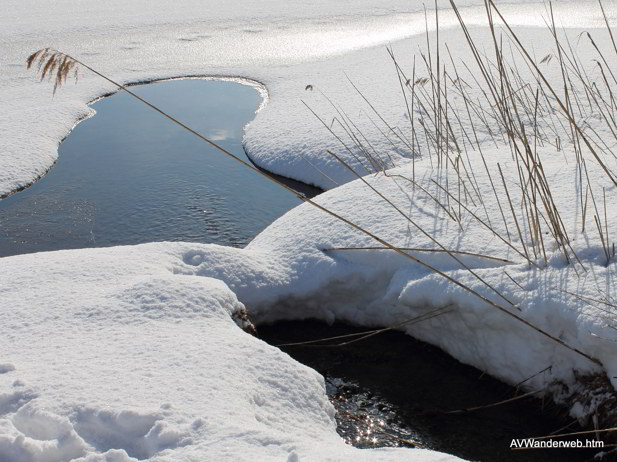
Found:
<box><xmin>0</xmin><ymin>245</ymin><xmax>461</xmax><ymax>462</ymax></box>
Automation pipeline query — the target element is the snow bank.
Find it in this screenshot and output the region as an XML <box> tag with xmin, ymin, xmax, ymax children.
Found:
<box><xmin>0</xmin><ymin>244</ymin><xmax>460</xmax><ymax>461</ymax></box>
<box><xmin>243</xmin><ymin>4</ymin><xmax>617</xmax><ymax>189</ymax></box>
<box><xmin>4</xmin><ymin>135</ymin><xmax>616</xmax><ymax>459</ymax></box>
<box><xmin>215</xmin><ymin>145</ymin><xmax>617</xmax><ymax>399</ymax></box>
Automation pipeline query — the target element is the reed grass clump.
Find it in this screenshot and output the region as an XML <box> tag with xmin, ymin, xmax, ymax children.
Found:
<box><xmin>301</xmin><ymin>0</ymin><xmax>617</xmax><ymax>427</ymax></box>
<box><xmin>308</xmin><ymin>0</ymin><xmax>616</xmax><ymax>274</ymax></box>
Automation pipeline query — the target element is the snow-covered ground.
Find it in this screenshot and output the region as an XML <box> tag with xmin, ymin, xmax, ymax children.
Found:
<box><xmin>2</xmin><ymin>0</ymin><xmax>617</xmax><ymax>460</ymax></box>
<box><xmin>0</xmin><ymin>244</ymin><xmax>461</xmax><ymax>461</ymax></box>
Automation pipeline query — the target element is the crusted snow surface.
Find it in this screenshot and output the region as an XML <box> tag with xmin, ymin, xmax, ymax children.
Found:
<box><xmin>0</xmin><ymin>245</ymin><xmax>461</xmax><ymax>462</ymax></box>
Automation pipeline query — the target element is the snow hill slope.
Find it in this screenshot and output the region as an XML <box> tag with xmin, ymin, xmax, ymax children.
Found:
<box><xmin>0</xmin><ymin>244</ymin><xmax>462</xmax><ymax>462</ymax></box>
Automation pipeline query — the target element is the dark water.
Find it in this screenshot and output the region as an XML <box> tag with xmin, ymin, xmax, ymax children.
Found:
<box><xmin>0</xmin><ymin>79</ymin><xmax>312</xmax><ymax>257</ymax></box>
<box><xmin>260</xmin><ymin>321</ymin><xmax>602</xmax><ymax>462</ymax></box>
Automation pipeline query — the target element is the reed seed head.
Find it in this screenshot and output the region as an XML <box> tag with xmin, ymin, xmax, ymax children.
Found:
<box><xmin>26</xmin><ymin>48</ymin><xmax>79</xmax><ymax>94</ymax></box>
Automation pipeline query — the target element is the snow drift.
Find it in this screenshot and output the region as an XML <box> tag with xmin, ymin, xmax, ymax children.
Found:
<box><xmin>0</xmin><ymin>244</ymin><xmax>461</xmax><ymax>462</ymax></box>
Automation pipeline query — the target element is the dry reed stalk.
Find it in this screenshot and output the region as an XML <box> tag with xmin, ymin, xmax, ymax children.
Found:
<box><xmin>275</xmin><ymin>305</ymin><xmax>453</xmax><ymax>347</ymax></box>
<box><xmin>483</xmin><ymin>0</ymin><xmax>617</xmax><ymax>188</ymax></box>
<box><xmin>324</xmin><ymin>147</ymin><xmax>517</xmax><ymax>306</ymax></box>
<box><xmin>445</xmin><ymin>388</ymin><xmax>541</xmax><ymax>414</ymax></box>
<box><xmin>599</xmin><ymin>0</ymin><xmax>617</xmax><ymax>54</ymax></box>
<box><xmin>324</xmin><ymin>246</ymin><xmax>512</xmax><ymax>264</ymax></box>
<box><xmin>430</xmin><ymin>178</ymin><xmax>539</xmax><ymax>266</ymax></box>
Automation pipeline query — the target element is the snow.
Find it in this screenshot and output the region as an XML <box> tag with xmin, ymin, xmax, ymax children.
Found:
<box><xmin>240</xmin><ymin>146</ymin><xmax>617</xmax><ymax>394</ymax></box>
<box><xmin>0</xmin><ymin>244</ymin><xmax>460</xmax><ymax>462</ymax></box>
<box><xmin>2</xmin><ymin>0</ymin><xmax>617</xmax><ymax>460</ymax></box>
